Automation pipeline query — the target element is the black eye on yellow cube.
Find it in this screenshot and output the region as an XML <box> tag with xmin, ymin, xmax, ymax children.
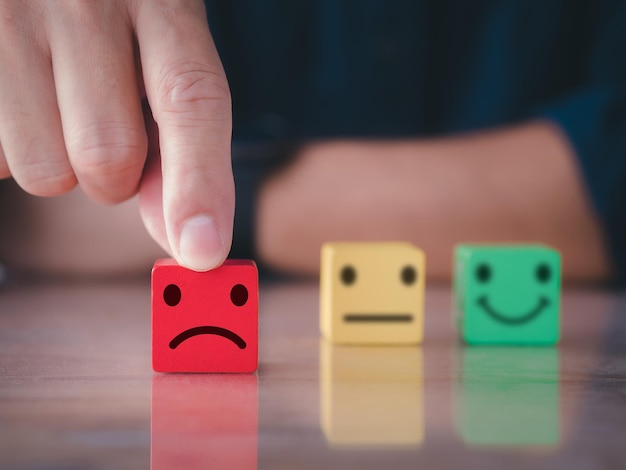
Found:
<box><xmin>319</xmin><ymin>242</ymin><xmax>426</xmax><ymax>345</ymax></box>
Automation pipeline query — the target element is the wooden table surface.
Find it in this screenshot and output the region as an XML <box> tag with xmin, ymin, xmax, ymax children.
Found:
<box><xmin>0</xmin><ymin>277</ymin><xmax>625</xmax><ymax>469</ymax></box>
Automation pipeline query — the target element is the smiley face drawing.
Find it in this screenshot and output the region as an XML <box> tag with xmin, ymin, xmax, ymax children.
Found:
<box><xmin>320</xmin><ymin>242</ymin><xmax>426</xmax><ymax>345</ymax></box>
<box><xmin>454</xmin><ymin>245</ymin><xmax>561</xmax><ymax>345</ymax></box>
<box><xmin>152</xmin><ymin>259</ymin><xmax>258</xmax><ymax>373</ymax></box>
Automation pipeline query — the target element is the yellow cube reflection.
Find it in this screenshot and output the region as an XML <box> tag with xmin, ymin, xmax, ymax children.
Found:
<box><xmin>320</xmin><ymin>339</ymin><xmax>423</xmax><ymax>446</ymax></box>
<box><xmin>320</xmin><ymin>242</ymin><xmax>425</xmax><ymax>344</ymax></box>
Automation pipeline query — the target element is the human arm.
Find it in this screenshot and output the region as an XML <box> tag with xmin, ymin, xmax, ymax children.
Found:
<box><xmin>256</xmin><ymin>122</ymin><xmax>611</xmax><ymax>282</ymax></box>
<box><xmin>0</xmin><ymin>0</ymin><xmax>233</xmax><ymax>272</ymax></box>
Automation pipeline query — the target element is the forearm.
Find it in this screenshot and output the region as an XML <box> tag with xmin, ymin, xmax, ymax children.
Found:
<box><xmin>256</xmin><ymin>122</ymin><xmax>611</xmax><ymax>282</ymax></box>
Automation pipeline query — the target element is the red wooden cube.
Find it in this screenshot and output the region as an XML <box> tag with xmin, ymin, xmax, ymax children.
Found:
<box><xmin>152</xmin><ymin>259</ymin><xmax>258</xmax><ymax>373</ymax></box>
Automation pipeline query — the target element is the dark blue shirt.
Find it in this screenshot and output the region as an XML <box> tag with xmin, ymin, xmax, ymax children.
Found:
<box><xmin>205</xmin><ymin>0</ymin><xmax>626</xmax><ymax>285</ymax></box>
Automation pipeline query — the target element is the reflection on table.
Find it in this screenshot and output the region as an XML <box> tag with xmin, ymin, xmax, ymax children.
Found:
<box><xmin>320</xmin><ymin>339</ymin><xmax>423</xmax><ymax>447</ymax></box>
<box><xmin>151</xmin><ymin>374</ymin><xmax>258</xmax><ymax>470</ymax></box>
<box><xmin>0</xmin><ymin>279</ymin><xmax>620</xmax><ymax>468</ymax></box>
<box><xmin>454</xmin><ymin>347</ymin><xmax>560</xmax><ymax>449</ymax></box>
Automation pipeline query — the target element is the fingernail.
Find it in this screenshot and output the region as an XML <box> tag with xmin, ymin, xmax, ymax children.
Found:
<box><xmin>179</xmin><ymin>215</ymin><xmax>224</xmax><ymax>271</ymax></box>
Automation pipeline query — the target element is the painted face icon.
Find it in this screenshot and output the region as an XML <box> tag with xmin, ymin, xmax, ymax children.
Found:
<box><xmin>320</xmin><ymin>242</ymin><xmax>426</xmax><ymax>345</ymax></box>
<box><xmin>152</xmin><ymin>259</ymin><xmax>258</xmax><ymax>373</ymax></box>
<box><xmin>454</xmin><ymin>245</ymin><xmax>561</xmax><ymax>345</ymax></box>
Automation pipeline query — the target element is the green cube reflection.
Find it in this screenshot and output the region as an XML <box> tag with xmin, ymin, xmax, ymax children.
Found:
<box><xmin>454</xmin><ymin>347</ymin><xmax>560</xmax><ymax>448</ymax></box>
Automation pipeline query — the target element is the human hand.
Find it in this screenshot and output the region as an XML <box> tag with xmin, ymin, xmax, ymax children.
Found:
<box><xmin>0</xmin><ymin>0</ymin><xmax>234</xmax><ymax>271</ymax></box>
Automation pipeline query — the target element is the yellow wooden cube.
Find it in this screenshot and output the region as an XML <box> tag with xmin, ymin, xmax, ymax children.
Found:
<box><xmin>320</xmin><ymin>242</ymin><xmax>426</xmax><ymax>344</ymax></box>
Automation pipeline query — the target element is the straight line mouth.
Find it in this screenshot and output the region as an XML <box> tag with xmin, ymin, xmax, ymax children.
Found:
<box><xmin>343</xmin><ymin>314</ymin><xmax>414</xmax><ymax>323</ymax></box>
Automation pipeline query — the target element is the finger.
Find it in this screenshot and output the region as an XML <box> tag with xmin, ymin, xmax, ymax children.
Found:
<box><xmin>47</xmin><ymin>3</ymin><xmax>147</xmax><ymax>204</ymax></box>
<box><xmin>0</xmin><ymin>8</ymin><xmax>76</xmax><ymax>195</ymax></box>
<box><xmin>138</xmin><ymin>101</ymin><xmax>170</xmax><ymax>255</ymax></box>
<box><xmin>135</xmin><ymin>1</ymin><xmax>234</xmax><ymax>271</ymax></box>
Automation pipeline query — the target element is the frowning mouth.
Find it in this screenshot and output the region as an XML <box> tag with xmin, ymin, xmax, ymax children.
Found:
<box><xmin>477</xmin><ymin>296</ymin><xmax>549</xmax><ymax>325</ymax></box>
<box><xmin>169</xmin><ymin>326</ymin><xmax>247</xmax><ymax>349</ymax></box>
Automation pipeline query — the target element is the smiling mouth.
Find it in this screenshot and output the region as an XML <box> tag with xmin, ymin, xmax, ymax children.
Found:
<box><xmin>343</xmin><ymin>314</ymin><xmax>414</xmax><ymax>323</ymax></box>
<box><xmin>169</xmin><ymin>326</ymin><xmax>247</xmax><ymax>350</ymax></box>
<box><xmin>477</xmin><ymin>296</ymin><xmax>549</xmax><ymax>325</ymax></box>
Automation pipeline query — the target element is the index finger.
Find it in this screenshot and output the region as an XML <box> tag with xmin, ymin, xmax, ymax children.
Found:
<box><xmin>134</xmin><ymin>1</ymin><xmax>234</xmax><ymax>271</ymax></box>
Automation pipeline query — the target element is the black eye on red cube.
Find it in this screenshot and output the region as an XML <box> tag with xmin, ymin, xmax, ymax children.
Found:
<box><xmin>164</xmin><ymin>283</ymin><xmax>249</xmax><ymax>308</ymax></box>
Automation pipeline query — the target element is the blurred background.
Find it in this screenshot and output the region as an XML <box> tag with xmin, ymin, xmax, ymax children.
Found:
<box><xmin>0</xmin><ymin>0</ymin><xmax>624</xmax><ymax>285</ymax></box>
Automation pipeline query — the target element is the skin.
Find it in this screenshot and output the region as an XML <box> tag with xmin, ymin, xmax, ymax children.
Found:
<box><xmin>257</xmin><ymin>123</ymin><xmax>611</xmax><ymax>283</ymax></box>
<box><xmin>0</xmin><ymin>122</ymin><xmax>612</xmax><ymax>283</ymax></box>
<box><xmin>0</xmin><ymin>0</ymin><xmax>234</xmax><ymax>272</ymax></box>
<box><xmin>0</xmin><ymin>4</ymin><xmax>612</xmax><ymax>283</ymax></box>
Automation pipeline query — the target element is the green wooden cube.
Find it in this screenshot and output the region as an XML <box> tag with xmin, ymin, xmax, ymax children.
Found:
<box><xmin>454</xmin><ymin>244</ymin><xmax>561</xmax><ymax>345</ymax></box>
